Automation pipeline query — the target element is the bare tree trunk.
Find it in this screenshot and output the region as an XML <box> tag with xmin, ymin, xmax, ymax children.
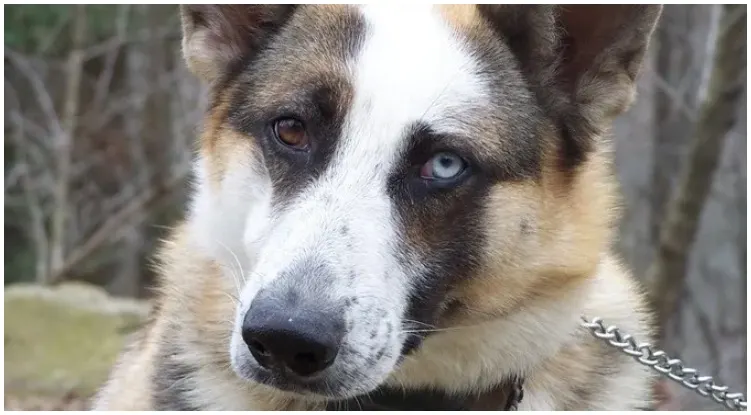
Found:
<box><xmin>48</xmin><ymin>5</ymin><xmax>86</xmax><ymax>283</ymax></box>
<box><xmin>108</xmin><ymin>5</ymin><xmax>149</xmax><ymax>297</ymax></box>
<box><xmin>732</xmin><ymin>130</ymin><xmax>747</xmax><ymax>361</ymax></box>
<box><xmin>107</xmin><ymin>5</ymin><xmax>175</xmax><ymax>297</ymax></box>
<box><xmin>650</xmin><ymin>5</ymin><xmax>717</xmax><ymax>245</ymax></box>
<box><xmin>137</xmin><ymin>5</ymin><xmax>178</xmax><ymax>296</ymax></box>
<box><xmin>647</xmin><ymin>4</ymin><xmax>746</xmax><ymax>343</ymax></box>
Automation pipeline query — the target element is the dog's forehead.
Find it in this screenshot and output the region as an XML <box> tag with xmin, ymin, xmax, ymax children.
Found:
<box><xmin>353</xmin><ymin>4</ymin><xmax>488</xmax><ymax>127</ymax></box>
<box><xmin>350</xmin><ymin>5</ymin><xmax>486</xmax><ymax>138</ymax></box>
<box><xmin>329</xmin><ymin>5</ymin><xmax>491</xmax><ymax>167</ymax></box>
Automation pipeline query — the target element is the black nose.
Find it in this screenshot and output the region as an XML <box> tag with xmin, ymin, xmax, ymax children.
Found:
<box><xmin>242</xmin><ymin>294</ymin><xmax>345</xmax><ymax>377</ymax></box>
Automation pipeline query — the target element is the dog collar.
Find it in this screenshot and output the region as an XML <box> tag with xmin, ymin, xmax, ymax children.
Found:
<box><xmin>327</xmin><ymin>376</ymin><xmax>524</xmax><ymax>411</ymax></box>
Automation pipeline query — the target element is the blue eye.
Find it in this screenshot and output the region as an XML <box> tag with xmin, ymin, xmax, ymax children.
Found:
<box><xmin>420</xmin><ymin>152</ymin><xmax>467</xmax><ymax>180</ymax></box>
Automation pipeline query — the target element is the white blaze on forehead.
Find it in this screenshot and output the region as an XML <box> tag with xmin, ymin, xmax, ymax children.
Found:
<box><xmin>337</xmin><ymin>4</ymin><xmax>488</xmax><ymax>172</ymax></box>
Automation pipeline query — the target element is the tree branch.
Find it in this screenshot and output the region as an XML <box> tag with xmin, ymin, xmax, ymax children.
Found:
<box><xmin>48</xmin><ymin>4</ymin><xmax>87</xmax><ymax>282</ymax></box>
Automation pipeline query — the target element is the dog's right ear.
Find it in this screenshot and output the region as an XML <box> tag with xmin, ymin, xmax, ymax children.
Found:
<box><xmin>180</xmin><ymin>5</ymin><xmax>296</xmax><ymax>84</ymax></box>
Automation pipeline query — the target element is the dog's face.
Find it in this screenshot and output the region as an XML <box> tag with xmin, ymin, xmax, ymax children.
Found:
<box><xmin>182</xmin><ymin>4</ymin><xmax>660</xmax><ymax>400</ymax></box>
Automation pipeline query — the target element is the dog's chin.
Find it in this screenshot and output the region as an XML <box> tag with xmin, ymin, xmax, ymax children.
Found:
<box><xmin>231</xmin><ymin>362</ymin><xmax>388</xmax><ymax>401</ymax></box>
<box><xmin>230</xmin><ymin>342</ymin><xmax>404</xmax><ymax>401</ymax></box>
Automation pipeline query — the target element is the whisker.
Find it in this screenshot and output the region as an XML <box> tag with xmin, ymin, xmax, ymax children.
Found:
<box><xmin>230</xmin><ymin>245</ymin><xmax>248</xmax><ymax>284</ymax></box>
<box><xmin>223</xmin><ymin>292</ymin><xmax>241</xmax><ymax>307</ymax></box>
<box><xmin>400</xmin><ymin>318</ymin><xmax>437</xmax><ymax>329</ymax></box>
<box><xmin>399</xmin><ymin>323</ymin><xmax>485</xmax><ymax>334</ymax></box>
<box><xmin>222</xmin><ymin>264</ymin><xmax>244</xmax><ymax>298</ymax></box>
<box><xmin>215</xmin><ymin>239</ymin><xmax>243</xmax><ymax>296</ymax></box>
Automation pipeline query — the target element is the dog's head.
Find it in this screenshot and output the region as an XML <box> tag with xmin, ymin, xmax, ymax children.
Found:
<box><xmin>180</xmin><ymin>5</ymin><xmax>661</xmax><ymax>400</ymax></box>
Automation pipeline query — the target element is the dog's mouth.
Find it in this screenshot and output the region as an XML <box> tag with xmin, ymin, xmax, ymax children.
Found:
<box><xmin>238</xmin><ymin>351</ymin><xmax>392</xmax><ymax>400</ymax></box>
<box><xmin>232</xmin><ymin>324</ymin><xmax>427</xmax><ymax>400</ymax></box>
<box><xmin>245</xmin><ymin>365</ymin><xmax>343</xmax><ymax>400</ymax></box>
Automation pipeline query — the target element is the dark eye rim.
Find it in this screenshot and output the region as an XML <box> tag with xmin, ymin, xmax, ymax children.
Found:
<box><xmin>270</xmin><ymin>116</ymin><xmax>310</xmax><ymax>152</ymax></box>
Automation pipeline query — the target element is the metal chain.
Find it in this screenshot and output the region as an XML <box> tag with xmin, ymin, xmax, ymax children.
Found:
<box><xmin>580</xmin><ymin>316</ymin><xmax>747</xmax><ymax>411</ymax></box>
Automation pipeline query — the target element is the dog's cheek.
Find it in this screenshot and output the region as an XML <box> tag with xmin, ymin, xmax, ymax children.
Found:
<box><xmin>442</xmin><ymin>183</ymin><xmax>545</xmax><ymax>322</ymax></box>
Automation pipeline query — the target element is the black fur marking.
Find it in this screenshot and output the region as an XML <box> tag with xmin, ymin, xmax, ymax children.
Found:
<box><xmin>228</xmin><ymin>79</ymin><xmax>353</xmax><ymax>204</ymax></box>
<box><xmin>152</xmin><ymin>342</ymin><xmax>202</xmax><ymax>411</ymax></box>
<box><xmin>400</xmin><ymin>334</ymin><xmax>423</xmax><ymax>356</ymax></box>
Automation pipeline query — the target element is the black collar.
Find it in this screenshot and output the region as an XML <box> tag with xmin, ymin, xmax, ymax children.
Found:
<box><xmin>326</xmin><ymin>377</ymin><xmax>525</xmax><ymax>411</ymax></box>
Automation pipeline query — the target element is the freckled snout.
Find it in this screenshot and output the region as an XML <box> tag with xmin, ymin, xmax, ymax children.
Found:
<box><xmin>241</xmin><ymin>290</ymin><xmax>346</xmax><ymax>378</ymax></box>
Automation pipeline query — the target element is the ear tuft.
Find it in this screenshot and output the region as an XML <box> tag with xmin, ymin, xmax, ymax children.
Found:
<box><xmin>180</xmin><ymin>5</ymin><xmax>296</xmax><ymax>84</ymax></box>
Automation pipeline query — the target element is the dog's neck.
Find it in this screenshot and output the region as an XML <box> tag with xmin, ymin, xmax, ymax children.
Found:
<box><xmin>382</xmin><ymin>276</ymin><xmax>594</xmax><ymax>396</ymax></box>
<box><xmin>327</xmin><ymin>376</ymin><xmax>525</xmax><ymax>410</ymax></box>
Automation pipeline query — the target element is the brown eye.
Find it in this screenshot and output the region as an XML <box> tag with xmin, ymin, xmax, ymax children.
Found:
<box><xmin>273</xmin><ymin>118</ymin><xmax>308</xmax><ymax>149</ymax></box>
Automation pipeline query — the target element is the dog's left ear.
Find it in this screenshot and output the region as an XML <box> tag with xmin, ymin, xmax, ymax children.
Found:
<box><xmin>479</xmin><ymin>5</ymin><xmax>662</xmax><ymax>165</ymax></box>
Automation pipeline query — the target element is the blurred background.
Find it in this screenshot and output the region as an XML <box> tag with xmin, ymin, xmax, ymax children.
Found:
<box><xmin>3</xmin><ymin>4</ymin><xmax>747</xmax><ymax>411</ymax></box>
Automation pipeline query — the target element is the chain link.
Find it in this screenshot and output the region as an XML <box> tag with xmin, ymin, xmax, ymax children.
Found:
<box><xmin>580</xmin><ymin>316</ymin><xmax>747</xmax><ymax>411</ymax></box>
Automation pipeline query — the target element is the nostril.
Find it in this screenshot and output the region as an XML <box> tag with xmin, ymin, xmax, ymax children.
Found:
<box><xmin>244</xmin><ymin>335</ymin><xmax>274</xmax><ymax>370</ymax></box>
<box><xmin>294</xmin><ymin>352</ymin><xmax>318</xmax><ymax>367</ymax></box>
<box><xmin>249</xmin><ymin>340</ymin><xmax>269</xmax><ymax>356</ymax></box>
<box><xmin>293</xmin><ymin>348</ymin><xmax>336</xmax><ymax>367</ymax></box>
<box><xmin>288</xmin><ymin>346</ymin><xmax>338</xmax><ymax>377</ymax></box>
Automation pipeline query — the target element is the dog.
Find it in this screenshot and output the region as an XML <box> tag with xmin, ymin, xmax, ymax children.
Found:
<box><xmin>93</xmin><ymin>4</ymin><xmax>663</xmax><ymax>410</ymax></box>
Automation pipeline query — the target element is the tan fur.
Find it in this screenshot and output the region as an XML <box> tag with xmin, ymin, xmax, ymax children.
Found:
<box><xmin>438</xmin><ymin>4</ymin><xmax>482</xmax><ymax>31</ymax></box>
<box><xmin>94</xmin><ymin>4</ymin><xmax>660</xmax><ymax>410</ymax></box>
<box><xmin>385</xmin><ymin>139</ymin><xmax>657</xmax><ymax>409</ymax></box>
<box><xmin>94</xmin><ymin>325</ymin><xmax>161</xmax><ymax>409</ymax></box>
